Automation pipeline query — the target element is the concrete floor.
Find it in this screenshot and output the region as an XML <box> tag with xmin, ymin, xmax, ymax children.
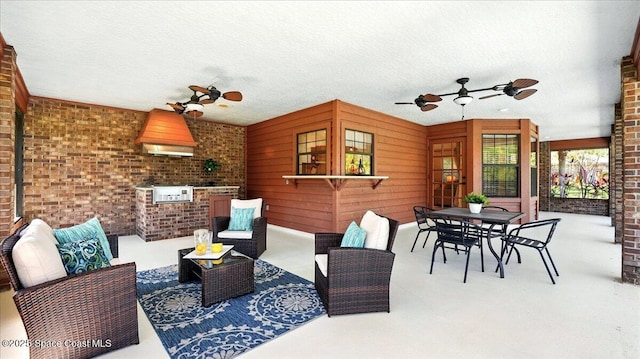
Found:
<box><xmin>1</xmin><ymin>211</ymin><xmax>638</xmax><ymax>358</ymax></box>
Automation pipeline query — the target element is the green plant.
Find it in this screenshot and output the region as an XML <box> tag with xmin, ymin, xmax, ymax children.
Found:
<box><xmin>463</xmin><ymin>192</ymin><xmax>489</xmax><ymax>205</ymax></box>
<box><xmin>203</xmin><ymin>158</ymin><xmax>221</xmax><ymax>174</ymax></box>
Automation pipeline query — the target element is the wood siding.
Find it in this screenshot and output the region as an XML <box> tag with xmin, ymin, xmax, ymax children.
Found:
<box><xmin>247</xmin><ymin>100</ymin><xmax>427</xmax><ymax>233</ymax></box>
<box><xmin>334</xmin><ymin>102</ymin><xmax>427</xmax><ymax>231</ymax></box>
<box><xmin>246</xmin><ymin>101</ymin><xmax>335</xmax><ymax>233</ymax></box>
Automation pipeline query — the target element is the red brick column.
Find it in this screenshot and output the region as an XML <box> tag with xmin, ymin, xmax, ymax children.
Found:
<box><xmin>613</xmin><ymin>104</ymin><xmax>623</xmax><ymax>243</ymax></box>
<box><xmin>0</xmin><ymin>45</ymin><xmax>17</xmax><ymax>290</ymax></box>
<box><xmin>621</xmin><ymin>55</ymin><xmax>640</xmax><ymax>284</ymax></box>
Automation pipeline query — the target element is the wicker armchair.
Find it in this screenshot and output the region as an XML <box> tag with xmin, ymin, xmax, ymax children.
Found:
<box><xmin>314</xmin><ymin>214</ymin><xmax>399</xmax><ymax>316</ymax></box>
<box><xmin>0</xmin><ymin>224</ymin><xmax>139</xmax><ymax>359</ymax></box>
<box><xmin>212</xmin><ymin>198</ymin><xmax>267</xmax><ymax>259</ymax></box>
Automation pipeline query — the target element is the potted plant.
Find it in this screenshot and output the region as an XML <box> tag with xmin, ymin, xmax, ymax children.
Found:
<box><xmin>463</xmin><ymin>192</ymin><xmax>488</xmax><ymax>213</ymax></box>
<box><xmin>203</xmin><ymin>158</ymin><xmax>220</xmax><ymax>186</ymax></box>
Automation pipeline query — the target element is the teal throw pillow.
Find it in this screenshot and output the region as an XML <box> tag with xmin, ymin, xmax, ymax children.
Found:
<box><xmin>341</xmin><ymin>221</ymin><xmax>367</xmax><ymax>248</ymax></box>
<box><xmin>53</xmin><ymin>217</ymin><xmax>113</xmax><ymax>260</ymax></box>
<box><xmin>228</xmin><ymin>207</ymin><xmax>255</xmax><ymax>231</ymax></box>
<box><xmin>56</xmin><ymin>237</ymin><xmax>111</xmax><ymax>275</ymax></box>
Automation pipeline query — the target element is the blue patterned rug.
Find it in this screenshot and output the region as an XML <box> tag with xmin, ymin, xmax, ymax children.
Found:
<box><xmin>136</xmin><ymin>259</ymin><xmax>325</xmax><ymax>358</ymax></box>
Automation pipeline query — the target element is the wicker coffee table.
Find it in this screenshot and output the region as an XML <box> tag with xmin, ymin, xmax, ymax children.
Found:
<box><xmin>178</xmin><ymin>248</ymin><xmax>254</xmax><ymax>307</ymax></box>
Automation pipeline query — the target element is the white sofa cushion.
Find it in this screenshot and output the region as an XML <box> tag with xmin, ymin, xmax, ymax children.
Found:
<box><xmin>315</xmin><ymin>254</ymin><xmax>328</xmax><ymax>277</ymax></box>
<box><xmin>360</xmin><ymin>210</ymin><xmax>390</xmax><ymax>250</ymax></box>
<box><xmin>218</xmin><ymin>230</ymin><xmax>254</xmax><ymax>239</ymax></box>
<box><xmin>230</xmin><ymin>198</ymin><xmax>263</xmax><ymax>218</ymax></box>
<box><xmin>12</xmin><ymin>232</ymin><xmax>67</xmax><ymax>288</ymax></box>
<box><xmin>20</xmin><ymin>218</ymin><xmax>58</xmax><ymax>244</ymax></box>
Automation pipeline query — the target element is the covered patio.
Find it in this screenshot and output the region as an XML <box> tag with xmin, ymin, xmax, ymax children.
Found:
<box><xmin>1</xmin><ymin>211</ymin><xmax>637</xmax><ymax>358</ymax></box>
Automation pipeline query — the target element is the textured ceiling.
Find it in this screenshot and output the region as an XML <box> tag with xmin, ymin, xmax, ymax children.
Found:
<box><xmin>1</xmin><ymin>1</ymin><xmax>638</xmax><ymax>141</ymax></box>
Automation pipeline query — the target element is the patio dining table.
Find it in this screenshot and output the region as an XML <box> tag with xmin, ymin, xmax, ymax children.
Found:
<box><xmin>429</xmin><ymin>207</ymin><xmax>525</xmax><ymax>278</ymax></box>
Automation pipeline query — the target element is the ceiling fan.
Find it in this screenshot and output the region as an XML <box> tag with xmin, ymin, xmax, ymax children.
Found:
<box><xmin>167</xmin><ymin>85</ymin><xmax>243</xmax><ymax>118</ymax></box>
<box><xmin>395</xmin><ymin>77</ymin><xmax>538</xmax><ymax>112</ymax></box>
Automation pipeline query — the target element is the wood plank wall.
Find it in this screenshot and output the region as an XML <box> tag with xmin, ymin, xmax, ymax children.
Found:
<box><xmin>246</xmin><ymin>100</ymin><xmax>427</xmax><ymax>233</ymax></box>
<box><xmin>334</xmin><ymin>101</ymin><xmax>427</xmax><ymax>231</ymax></box>
<box><xmin>246</xmin><ymin>101</ymin><xmax>335</xmax><ymax>233</ymax></box>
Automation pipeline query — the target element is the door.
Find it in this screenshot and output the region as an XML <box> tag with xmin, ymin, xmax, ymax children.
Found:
<box><xmin>430</xmin><ymin>138</ymin><xmax>466</xmax><ymax>209</ymax></box>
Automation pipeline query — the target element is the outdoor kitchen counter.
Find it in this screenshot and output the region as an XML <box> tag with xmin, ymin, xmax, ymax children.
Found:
<box><xmin>135</xmin><ymin>186</ymin><xmax>240</xmax><ymax>241</ymax></box>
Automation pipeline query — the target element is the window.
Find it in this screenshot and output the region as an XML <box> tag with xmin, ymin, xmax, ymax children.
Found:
<box><xmin>345</xmin><ymin>129</ymin><xmax>373</xmax><ymax>175</ymax></box>
<box><xmin>15</xmin><ymin>109</ymin><xmax>24</xmax><ymax>219</ymax></box>
<box><xmin>482</xmin><ymin>134</ymin><xmax>519</xmax><ymax>197</ymax></box>
<box><xmin>531</xmin><ymin>137</ymin><xmax>538</xmax><ymax>197</ymax></box>
<box><xmin>550</xmin><ymin>148</ymin><xmax>609</xmax><ymax>199</ymax></box>
<box><xmin>297</xmin><ymin>129</ymin><xmax>327</xmax><ymax>175</ymax></box>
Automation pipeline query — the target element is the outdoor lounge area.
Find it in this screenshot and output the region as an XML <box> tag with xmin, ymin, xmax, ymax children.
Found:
<box><xmin>1</xmin><ymin>2</ymin><xmax>640</xmax><ymax>359</ymax></box>
<box><xmin>1</xmin><ymin>211</ymin><xmax>638</xmax><ymax>358</ymax></box>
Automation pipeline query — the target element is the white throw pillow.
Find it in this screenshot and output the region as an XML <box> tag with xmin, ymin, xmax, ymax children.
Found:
<box><xmin>230</xmin><ymin>198</ymin><xmax>263</xmax><ymax>218</ymax></box>
<box><xmin>12</xmin><ymin>232</ymin><xmax>67</xmax><ymax>288</ymax></box>
<box><xmin>360</xmin><ymin>210</ymin><xmax>390</xmax><ymax>250</ymax></box>
<box><xmin>20</xmin><ymin>218</ymin><xmax>58</xmax><ymax>244</ymax></box>
<box><xmin>315</xmin><ymin>254</ymin><xmax>328</xmax><ymax>277</ymax></box>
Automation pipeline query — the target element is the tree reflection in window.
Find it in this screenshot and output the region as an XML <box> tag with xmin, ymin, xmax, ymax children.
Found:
<box><xmin>345</xmin><ymin>129</ymin><xmax>373</xmax><ymax>175</ymax></box>
<box><xmin>550</xmin><ymin>149</ymin><xmax>609</xmax><ymax>199</ymax></box>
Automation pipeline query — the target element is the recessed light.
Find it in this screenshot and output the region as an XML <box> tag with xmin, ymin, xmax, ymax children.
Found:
<box><xmin>218</xmin><ymin>103</ymin><xmax>229</xmax><ymax>108</ymax></box>
<box><xmin>499</xmin><ymin>108</ymin><xmax>509</xmax><ymax>112</ymax></box>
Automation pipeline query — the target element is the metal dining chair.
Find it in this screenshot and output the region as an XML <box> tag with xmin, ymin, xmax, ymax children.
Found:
<box><xmin>502</xmin><ymin>218</ymin><xmax>562</xmax><ymax>284</ymax></box>
<box><xmin>429</xmin><ymin>216</ymin><xmax>487</xmax><ymax>283</ymax></box>
<box><xmin>411</xmin><ymin>206</ymin><xmax>438</xmax><ymax>252</ymax></box>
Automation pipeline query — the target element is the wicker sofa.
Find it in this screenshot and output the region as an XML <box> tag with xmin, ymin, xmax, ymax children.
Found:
<box><xmin>314</xmin><ymin>212</ymin><xmax>399</xmax><ymax>316</ymax></box>
<box><xmin>0</xmin><ymin>220</ymin><xmax>139</xmax><ymax>359</ymax></box>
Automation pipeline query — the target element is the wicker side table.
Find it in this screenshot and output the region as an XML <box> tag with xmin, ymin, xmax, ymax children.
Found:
<box><xmin>178</xmin><ymin>247</ymin><xmax>254</xmax><ymax>307</ymax></box>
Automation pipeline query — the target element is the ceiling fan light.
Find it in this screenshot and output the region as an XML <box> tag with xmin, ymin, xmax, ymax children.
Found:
<box><xmin>453</xmin><ymin>95</ymin><xmax>473</xmax><ymax>106</ymax></box>
<box><xmin>185</xmin><ymin>103</ymin><xmax>204</xmax><ymax>112</ymax></box>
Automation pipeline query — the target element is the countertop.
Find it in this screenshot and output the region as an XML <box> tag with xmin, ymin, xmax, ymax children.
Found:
<box><xmin>135</xmin><ymin>185</ymin><xmax>240</xmax><ymax>190</ymax></box>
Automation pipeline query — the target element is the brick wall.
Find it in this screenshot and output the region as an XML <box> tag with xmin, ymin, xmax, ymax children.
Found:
<box><xmin>613</xmin><ymin>104</ymin><xmax>623</xmax><ymax>243</ymax></box>
<box><xmin>621</xmin><ymin>55</ymin><xmax>640</xmax><ymax>284</ymax></box>
<box><xmin>0</xmin><ymin>46</ymin><xmax>17</xmax><ymax>290</ymax></box>
<box><xmin>135</xmin><ymin>186</ymin><xmax>239</xmax><ymax>241</ymax></box>
<box><xmin>22</xmin><ymin>97</ymin><xmax>246</xmax><ymax>236</ymax></box>
<box><xmin>547</xmin><ymin>198</ymin><xmax>609</xmax><ymax>214</ymax></box>
<box><xmin>539</xmin><ymin>141</ymin><xmax>550</xmax><ymax>211</ymax></box>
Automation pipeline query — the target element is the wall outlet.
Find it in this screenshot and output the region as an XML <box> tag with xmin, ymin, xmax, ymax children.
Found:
<box><xmin>266</xmin><ymin>204</ymin><xmax>270</xmax><ymax>211</ymax></box>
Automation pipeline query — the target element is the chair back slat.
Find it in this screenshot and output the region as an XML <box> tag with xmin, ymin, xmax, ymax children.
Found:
<box><xmin>413</xmin><ymin>206</ymin><xmax>435</xmax><ymax>230</ymax></box>
<box><xmin>509</xmin><ymin>218</ymin><xmax>561</xmax><ymax>244</ymax></box>
<box><xmin>432</xmin><ymin>217</ymin><xmax>484</xmax><ymax>247</ymax></box>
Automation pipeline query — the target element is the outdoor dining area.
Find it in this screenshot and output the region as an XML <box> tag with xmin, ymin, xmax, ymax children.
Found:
<box><xmin>413</xmin><ymin>205</ymin><xmax>561</xmax><ymax>284</ymax></box>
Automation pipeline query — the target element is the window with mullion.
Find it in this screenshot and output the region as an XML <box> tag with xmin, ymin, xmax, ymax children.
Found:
<box><xmin>297</xmin><ymin>129</ymin><xmax>327</xmax><ymax>175</ymax></box>
<box><xmin>482</xmin><ymin>134</ymin><xmax>519</xmax><ymax>197</ymax></box>
<box><xmin>345</xmin><ymin>129</ymin><xmax>373</xmax><ymax>175</ymax></box>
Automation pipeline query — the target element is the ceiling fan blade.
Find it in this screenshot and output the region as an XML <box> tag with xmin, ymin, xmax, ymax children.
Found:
<box><xmin>166</xmin><ymin>102</ymin><xmax>184</xmax><ymax>111</ymax></box>
<box><xmin>512</xmin><ymin>78</ymin><xmax>538</xmax><ymax>89</ymax></box>
<box><xmin>421</xmin><ymin>104</ymin><xmax>438</xmax><ymax>112</ymax></box>
<box><xmin>186</xmin><ymin>110</ymin><xmax>204</xmax><ymax>118</ymax></box>
<box><xmin>222</xmin><ymin>91</ymin><xmax>243</xmax><ymax>101</ymax></box>
<box><xmin>422</xmin><ymin>94</ymin><xmax>443</xmax><ymax>102</ymax></box>
<box><xmin>514</xmin><ymin>88</ymin><xmax>537</xmax><ymax>100</ymax></box>
<box><xmin>479</xmin><ymin>93</ymin><xmax>504</xmax><ymax>100</ymax></box>
<box><xmin>199</xmin><ymin>98</ymin><xmax>216</xmax><ymax>105</ymax></box>
<box><xmin>188</xmin><ymin>85</ymin><xmax>209</xmax><ymax>93</ymax></box>
<box><xmin>395</xmin><ymin>102</ymin><xmax>415</xmax><ymax>105</ymax></box>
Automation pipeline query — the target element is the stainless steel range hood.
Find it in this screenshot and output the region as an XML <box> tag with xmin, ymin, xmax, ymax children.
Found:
<box><xmin>135</xmin><ymin>109</ymin><xmax>197</xmax><ymax>157</ymax></box>
<box><xmin>141</xmin><ymin>144</ymin><xmax>194</xmax><ymax>157</ymax></box>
